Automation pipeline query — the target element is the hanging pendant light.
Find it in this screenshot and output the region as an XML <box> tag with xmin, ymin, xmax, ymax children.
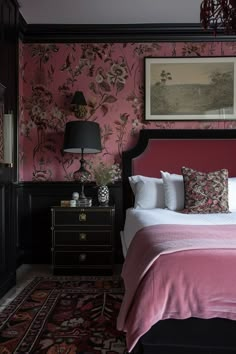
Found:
<box><xmin>200</xmin><ymin>0</ymin><xmax>236</xmax><ymax>33</ymax></box>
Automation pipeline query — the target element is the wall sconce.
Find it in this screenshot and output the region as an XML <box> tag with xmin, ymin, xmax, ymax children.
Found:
<box><xmin>71</xmin><ymin>91</ymin><xmax>87</xmax><ymax>118</ymax></box>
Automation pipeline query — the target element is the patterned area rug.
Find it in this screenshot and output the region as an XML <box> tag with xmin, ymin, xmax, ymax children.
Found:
<box><xmin>0</xmin><ymin>276</ymin><xmax>127</xmax><ymax>353</ymax></box>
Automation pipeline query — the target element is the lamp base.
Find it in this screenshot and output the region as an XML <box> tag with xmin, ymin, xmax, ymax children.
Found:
<box><xmin>73</xmin><ymin>170</ymin><xmax>89</xmax><ymax>182</ymax></box>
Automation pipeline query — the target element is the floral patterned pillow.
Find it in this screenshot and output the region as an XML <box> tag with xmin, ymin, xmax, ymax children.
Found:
<box><xmin>181</xmin><ymin>167</ymin><xmax>229</xmax><ymax>214</ymax></box>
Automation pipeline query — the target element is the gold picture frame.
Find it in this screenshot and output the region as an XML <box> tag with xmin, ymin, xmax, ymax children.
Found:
<box><xmin>145</xmin><ymin>57</ymin><xmax>236</xmax><ymax>120</ymax></box>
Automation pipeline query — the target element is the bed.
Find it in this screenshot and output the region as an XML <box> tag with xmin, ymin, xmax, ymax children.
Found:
<box><xmin>117</xmin><ymin>129</ymin><xmax>236</xmax><ymax>354</ymax></box>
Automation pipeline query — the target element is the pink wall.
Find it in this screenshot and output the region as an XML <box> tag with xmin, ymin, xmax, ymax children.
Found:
<box><xmin>19</xmin><ymin>41</ymin><xmax>236</xmax><ymax>181</ymax></box>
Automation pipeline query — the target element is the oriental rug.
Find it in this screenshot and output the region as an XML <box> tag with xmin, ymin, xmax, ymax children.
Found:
<box><xmin>0</xmin><ymin>276</ymin><xmax>126</xmax><ymax>353</ymax></box>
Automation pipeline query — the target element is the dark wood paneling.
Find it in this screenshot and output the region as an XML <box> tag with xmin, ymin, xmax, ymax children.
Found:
<box><xmin>15</xmin><ymin>182</ymin><xmax>124</xmax><ymax>266</ymax></box>
<box><xmin>0</xmin><ymin>0</ymin><xmax>18</xmax><ymax>111</ymax></box>
<box><xmin>0</xmin><ymin>165</ymin><xmax>16</xmax><ymax>298</ymax></box>
<box><xmin>0</xmin><ymin>0</ymin><xmax>19</xmax><ymax>298</ymax></box>
<box><xmin>0</xmin><ymin>0</ymin><xmax>19</xmax><ymax>182</ymax></box>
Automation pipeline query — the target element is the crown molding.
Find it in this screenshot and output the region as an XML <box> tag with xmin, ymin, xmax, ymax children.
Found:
<box><xmin>19</xmin><ymin>21</ymin><xmax>236</xmax><ymax>43</ymax></box>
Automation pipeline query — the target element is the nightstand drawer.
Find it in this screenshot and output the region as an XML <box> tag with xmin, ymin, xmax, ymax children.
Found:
<box><xmin>53</xmin><ymin>209</ymin><xmax>112</xmax><ymax>226</ymax></box>
<box><xmin>54</xmin><ymin>230</ymin><xmax>112</xmax><ymax>245</ymax></box>
<box><xmin>54</xmin><ymin>251</ymin><xmax>112</xmax><ymax>266</ymax></box>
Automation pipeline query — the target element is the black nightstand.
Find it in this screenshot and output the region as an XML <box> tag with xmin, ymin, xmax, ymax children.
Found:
<box><xmin>51</xmin><ymin>205</ymin><xmax>115</xmax><ymax>275</ymax></box>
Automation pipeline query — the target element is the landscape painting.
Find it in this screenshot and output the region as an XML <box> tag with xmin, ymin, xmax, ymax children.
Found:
<box><xmin>145</xmin><ymin>57</ymin><xmax>236</xmax><ymax>120</ymax></box>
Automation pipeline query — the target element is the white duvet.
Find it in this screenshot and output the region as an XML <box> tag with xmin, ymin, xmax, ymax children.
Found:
<box><xmin>121</xmin><ymin>208</ymin><xmax>236</xmax><ymax>257</ymax></box>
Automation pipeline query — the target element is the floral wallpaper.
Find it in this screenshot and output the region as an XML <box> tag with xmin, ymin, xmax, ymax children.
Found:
<box><xmin>19</xmin><ymin>41</ymin><xmax>236</xmax><ymax>182</ymax></box>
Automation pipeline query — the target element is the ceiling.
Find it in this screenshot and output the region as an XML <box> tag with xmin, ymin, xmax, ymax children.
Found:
<box><xmin>19</xmin><ymin>0</ymin><xmax>203</xmax><ymax>25</ymax></box>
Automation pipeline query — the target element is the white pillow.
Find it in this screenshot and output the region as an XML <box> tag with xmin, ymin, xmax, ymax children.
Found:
<box><xmin>128</xmin><ymin>175</ymin><xmax>165</xmax><ymax>209</ymax></box>
<box><xmin>229</xmin><ymin>177</ymin><xmax>236</xmax><ymax>211</ymax></box>
<box><xmin>160</xmin><ymin>171</ymin><xmax>184</xmax><ymax>211</ymax></box>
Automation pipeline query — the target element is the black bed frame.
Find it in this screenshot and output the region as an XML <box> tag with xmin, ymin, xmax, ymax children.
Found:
<box><xmin>122</xmin><ymin>129</ymin><xmax>236</xmax><ymax>354</ymax></box>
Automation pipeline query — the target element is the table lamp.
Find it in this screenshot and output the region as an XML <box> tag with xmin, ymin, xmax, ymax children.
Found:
<box><xmin>63</xmin><ymin>120</ymin><xmax>102</xmax><ymax>202</ymax></box>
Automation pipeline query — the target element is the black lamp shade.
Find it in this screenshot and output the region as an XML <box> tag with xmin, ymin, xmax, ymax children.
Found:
<box><xmin>71</xmin><ymin>91</ymin><xmax>87</xmax><ymax>106</ymax></box>
<box><xmin>63</xmin><ymin>121</ymin><xmax>102</xmax><ymax>153</ymax></box>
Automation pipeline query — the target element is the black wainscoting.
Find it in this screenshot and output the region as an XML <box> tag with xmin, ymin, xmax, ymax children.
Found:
<box><xmin>15</xmin><ymin>182</ymin><xmax>124</xmax><ymax>266</ymax></box>
<box><xmin>0</xmin><ymin>0</ymin><xmax>19</xmax><ymax>298</ymax></box>
<box><xmin>0</xmin><ymin>0</ymin><xmax>19</xmax><ymax>182</ymax></box>
<box><xmin>0</xmin><ymin>165</ymin><xmax>16</xmax><ymax>298</ymax></box>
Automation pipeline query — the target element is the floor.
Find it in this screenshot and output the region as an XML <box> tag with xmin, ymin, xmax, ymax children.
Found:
<box><xmin>0</xmin><ymin>263</ymin><xmax>122</xmax><ymax>311</ymax></box>
<box><xmin>0</xmin><ymin>264</ymin><xmax>52</xmax><ymax>310</ymax></box>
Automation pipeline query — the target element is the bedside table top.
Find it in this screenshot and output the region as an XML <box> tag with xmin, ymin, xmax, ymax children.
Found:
<box><xmin>51</xmin><ymin>205</ymin><xmax>115</xmax><ymax>210</ymax></box>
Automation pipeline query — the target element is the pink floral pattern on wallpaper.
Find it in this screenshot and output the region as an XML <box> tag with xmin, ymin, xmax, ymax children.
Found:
<box><xmin>19</xmin><ymin>41</ymin><xmax>236</xmax><ymax>181</ymax></box>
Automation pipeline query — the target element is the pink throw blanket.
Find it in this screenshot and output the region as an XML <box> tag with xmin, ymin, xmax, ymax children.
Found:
<box><xmin>117</xmin><ymin>224</ymin><xmax>236</xmax><ymax>352</ymax></box>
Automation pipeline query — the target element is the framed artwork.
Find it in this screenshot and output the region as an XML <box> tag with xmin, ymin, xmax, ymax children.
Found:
<box><xmin>145</xmin><ymin>57</ymin><xmax>236</xmax><ymax>120</ymax></box>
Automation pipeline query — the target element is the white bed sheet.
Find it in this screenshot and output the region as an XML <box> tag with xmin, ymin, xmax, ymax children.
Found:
<box><xmin>121</xmin><ymin>208</ymin><xmax>236</xmax><ymax>257</ymax></box>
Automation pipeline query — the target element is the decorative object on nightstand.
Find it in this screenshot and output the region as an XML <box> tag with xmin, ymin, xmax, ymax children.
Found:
<box><xmin>69</xmin><ymin>199</ymin><xmax>76</xmax><ymax>207</ymax></box>
<box><xmin>72</xmin><ymin>191</ymin><xmax>79</xmax><ymax>201</ymax></box>
<box><xmin>63</xmin><ymin>121</ymin><xmax>102</xmax><ymax>206</ymax></box>
<box><xmin>91</xmin><ymin>161</ymin><xmax>121</xmax><ymax>206</ymax></box>
<box><xmin>51</xmin><ymin>205</ymin><xmax>115</xmax><ymax>275</ymax></box>
<box><xmin>97</xmin><ymin>185</ymin><xmax>110</xmax><ymax>206</ymax></box>
<box><xmin>60</xmin><ymin>200</ymin><xmax>71</xmax><ymax>207</ymax></box>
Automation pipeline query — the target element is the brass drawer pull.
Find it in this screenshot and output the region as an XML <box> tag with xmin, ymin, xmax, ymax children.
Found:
<box><xmin>79</xmin><ymin>253</ymin><xmax>87</xmax><ymax>262</ymax></box>
<box><xmin>79</xmin><ymin>233</ymin><xmax>87</xmax><ymax>241</ymax></box>
<box><xmin>79</xmin><ymin>213</ymin><xmax>86</xmax><ymax>222</ymax></box>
